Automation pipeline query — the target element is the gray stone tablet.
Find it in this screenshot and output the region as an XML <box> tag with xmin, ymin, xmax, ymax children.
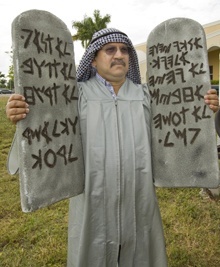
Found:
<box><xmin>11</xmin><ymin>9</ymin><xmax>84</xmax><ymax>212</ymax></box>
<box><xmin>147</xmin><ymin>17</ymin><xmax>220</xmax><ymax>188</ymax></box>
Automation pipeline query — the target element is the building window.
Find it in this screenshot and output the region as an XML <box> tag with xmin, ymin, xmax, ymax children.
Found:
<box><xmin>209</xmin><ymin>66</ymin><xmax>213</xmax><ymax>80</ymax></box>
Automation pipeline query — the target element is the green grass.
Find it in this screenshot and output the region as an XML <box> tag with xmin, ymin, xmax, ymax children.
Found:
<box><xmin>1</xmin><ymin>96</ymin><xmax>220</xmax><ymax>266</ymax></box>
<box><xmin>158</xmin><ymin>187</ymin><xmax>220</xmax><ymax>266</ymax></box>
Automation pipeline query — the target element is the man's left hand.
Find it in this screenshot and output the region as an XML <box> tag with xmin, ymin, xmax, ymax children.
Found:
<box><xmin>204</xmin><ymin>89</ymin><xmax>219</xmax><ymax>113</ymax></box>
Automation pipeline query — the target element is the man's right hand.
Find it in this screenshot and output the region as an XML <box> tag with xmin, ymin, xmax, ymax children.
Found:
<box><xmin>6</xmin><ymin>94</ymin><xmax>29</xmax><ymax>124</ymax></box>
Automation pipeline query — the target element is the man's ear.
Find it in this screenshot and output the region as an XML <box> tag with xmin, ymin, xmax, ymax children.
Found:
<box><xmin>92</xmin><ymin>58</ymin><xmax>96</xmax><ymax>68</ymax></box>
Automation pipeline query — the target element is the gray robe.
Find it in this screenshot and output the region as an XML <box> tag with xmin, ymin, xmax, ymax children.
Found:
<box><xmin>67</xmin><ymin>77</ymin><xmax>168</xmax><ymax>267</ymax></box>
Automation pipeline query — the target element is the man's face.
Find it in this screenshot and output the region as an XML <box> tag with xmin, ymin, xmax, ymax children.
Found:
<box><xmin>92</xmin><ymin>42</ymin><xmax>130</xmax><ymax>83</ymax></box>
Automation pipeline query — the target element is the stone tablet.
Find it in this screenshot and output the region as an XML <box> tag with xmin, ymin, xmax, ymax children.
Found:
<box><xmin>11</xmin><ymin>10</ymin><xmax>84</xmax><ymax>212</ymax></box>
<box><xmin>147</xmin><ymin>18</ymin><xmax>220</xmax><ymax>188</ymax></box>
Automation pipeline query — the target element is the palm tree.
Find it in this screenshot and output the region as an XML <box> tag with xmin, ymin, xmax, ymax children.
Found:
<box><xmin>72</xmin><ymin>10</ymin><xmax>111</xmax><ymax>48</ymax></box>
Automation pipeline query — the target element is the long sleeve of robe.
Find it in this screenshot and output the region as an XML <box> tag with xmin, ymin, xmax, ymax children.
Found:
<box><xmin>67</xmin><ymin>77</ymin><xmax>168</xmax><ymax>267</ymax></box>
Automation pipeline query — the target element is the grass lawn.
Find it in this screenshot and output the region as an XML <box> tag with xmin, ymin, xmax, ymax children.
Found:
<box><xmin>0</xmin><ymin>96</ymin><xmax>220</xmax><ymax>266</ymax></box>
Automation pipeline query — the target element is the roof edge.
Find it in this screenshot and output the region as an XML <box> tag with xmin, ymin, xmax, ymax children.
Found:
<box><xmin>203</xmin><ymin>20</ymin><xmax>220</xmax><ymax>28</ymax></box>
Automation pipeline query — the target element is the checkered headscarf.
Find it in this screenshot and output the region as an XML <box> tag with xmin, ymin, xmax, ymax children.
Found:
<box><xmin>76</xmin><ymin>28</ymin><xmax>141</xmax><ymax>84</ymax></box>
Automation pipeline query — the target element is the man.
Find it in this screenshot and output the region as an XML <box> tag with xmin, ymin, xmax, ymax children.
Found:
<box><xmin>6</xmin><ymin>28</ymin><xmax>219</xmax><ymax>267</ymax></box>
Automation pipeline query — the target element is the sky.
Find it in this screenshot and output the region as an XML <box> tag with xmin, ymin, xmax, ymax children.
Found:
<box><xmin>0</xmin><ymin>0</ymin><xmax>220</xmax><ymax>76</ymax></box>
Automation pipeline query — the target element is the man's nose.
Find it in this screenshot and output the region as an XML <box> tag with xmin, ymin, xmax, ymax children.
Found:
<box><xmin>114</xmin><ymin>48</ymin><xmax>124</xmax><ymax>57</ymax></box>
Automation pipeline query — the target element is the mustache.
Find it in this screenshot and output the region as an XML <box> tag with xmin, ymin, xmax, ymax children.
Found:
<box><xmin>111</xmin><ymin>59</ymin><xmax>126</xmax><ymax>67</ymax></box>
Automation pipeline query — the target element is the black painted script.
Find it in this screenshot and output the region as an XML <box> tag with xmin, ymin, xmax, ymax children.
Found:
<box><xmin>19</xmin><ymin>27</ymin><xmax>79</xmax><ymax>170</ymax></box>
<box><xmin>148</xmin><ymin>37</ymin><xmax>211</xmax><ymax>147</ymax></box>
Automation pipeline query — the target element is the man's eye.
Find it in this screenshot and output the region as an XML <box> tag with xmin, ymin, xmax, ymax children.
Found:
<box><xmin>121</xmin><ymin>47</ymin><xmax>129</xmax><ymax>54</ymax></box>
<box><xmin>106</xmin><ymin>47</ymin><xmax>115</xmax><ymax>53</ymax></box>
